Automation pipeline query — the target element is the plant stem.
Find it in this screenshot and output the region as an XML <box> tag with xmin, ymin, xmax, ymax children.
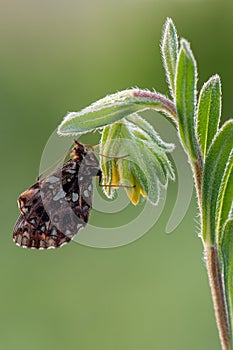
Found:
<box><xmin>193</xmin><ymin>160</ymin><xmax>203</xmax><ymax>205</ymax></box>
<box><xmin>205</xmin><ymin>246</ymin><xmax>230</xmax><ymax>350</ymax></box>
<box><xmin>192</xmin><ymin>159</ymin><xmax>231</xmax><ymax>349</ymax></box>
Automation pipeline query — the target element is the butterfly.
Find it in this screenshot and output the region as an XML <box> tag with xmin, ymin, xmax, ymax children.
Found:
<box><xmin>13</xmin><ymin>140</ymin><xmax>101</xmax><ymax>249</ymax></box>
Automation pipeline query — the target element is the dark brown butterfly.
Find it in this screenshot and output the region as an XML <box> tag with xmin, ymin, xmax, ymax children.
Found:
<box><xmin>13</xmin><ymin>141</ymin><xmax>101</xmax><ymax>249</ymax></box>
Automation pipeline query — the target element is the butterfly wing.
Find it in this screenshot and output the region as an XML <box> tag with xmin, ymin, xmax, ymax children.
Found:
<box><xmin>13</xmin><ymin>145</ymin><xmax>101</xmax><ymax>249</ymax></box>
<box><xmin>13</xmin><ymin>161</ymin><xmax>88</xmax><ymax>249</ymax></box>
<box><xmin>13</xmin><ymin>214</ymin><xmax>71</xmax><ymax>249</ymax></box>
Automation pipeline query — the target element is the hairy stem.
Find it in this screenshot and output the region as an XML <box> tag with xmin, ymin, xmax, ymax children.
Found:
<box><xmin>193</xmin><ymin>160</ymin><xmax>203</xmax><ymax>205</ymax></box>
<box><xmin>192</xmin><ymin>159</ymin><xmax>231</xmax><ymax>349</ymax></box>
<box><xmin>205</xmin><ymin>246</ymin><xmax>230</xmax><ymax>350</ymax></box>
<box><xmin>133</xmin><ymin>90</ymin><xmax>178</xmax><ymax>121</ymax></box>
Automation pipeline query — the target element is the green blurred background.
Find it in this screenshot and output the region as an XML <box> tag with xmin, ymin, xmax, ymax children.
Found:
<box><xmin>1</xmin><ymin>0</ymin><xmax>232</xmax><ymax>349</ymax></box>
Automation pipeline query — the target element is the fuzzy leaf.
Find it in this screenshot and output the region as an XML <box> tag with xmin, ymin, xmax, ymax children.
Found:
<box><xmin>216</xmin><ymin>150</ymin><xmax>233</xmax><ymax>243</ymax></box>
<box><xmin>161</xmin><ymin>17</ymin><xmax>179</xmax><ymax>97</ymax></box>
<box><xmin>220</xmin><ymin>219</ymin><xmax>233</xmax><ymax>341</ymax></box>
<box><xmin>202</xmin><ymin>120</ymin><xmax>233</xmax><ymax>244</ymax></box>
<box><xmin>58</xmin><ymin>89</ymin><xmax>176</xmax><ymax>135</ymax></box>
<box><xmin>175</xmin><ymin>39</ymin><xmax>199</xmax><ymax>161</ymax></box>
<box><xmin>197</xmin><ymin>75</ymin><xmax>221</xmax><ymax>160</ymax></box>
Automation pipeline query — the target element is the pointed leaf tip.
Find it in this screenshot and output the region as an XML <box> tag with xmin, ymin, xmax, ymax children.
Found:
<box><xmin>161</xmin><ymin>18</ymin><xmax>178</xmax><ymax>97</ymax></box>
<box><xmin>58</xmin><ymin>89</ymin><xmax>177</xmax><ymax>136</ymax></box>
<box><xmin>197</xmin><ymin>74</ymin><xmax>221</xmax><ymax>160</ymax></box>
<box><xmin>175</xmin><ymin>38</ymin><xmax>199</xmax><ymax>161</ymax></box>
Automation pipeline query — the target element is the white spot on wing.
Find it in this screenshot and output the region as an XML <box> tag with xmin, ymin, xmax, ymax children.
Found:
<box><xmin>47</xmin><ymin>176</ymin><xmax>59</xmax><ymax>183</ymax></box>
<box><xmin>83</xmin><ymin>190</ymin><xmax>89</xmax><ymax>198</ymax></box>
<box><xmin>30</xmin><ymin>218</ymin><xmax>36</xmax><ymax>225</ymax></box>
<box><xmin>53</xmin><ymin>189</ymin><xmax>66</xmax><ymax>201</ymax></box>
<box><xmin>72</xmin><ymin>192</ymin><xmax>79</xmax><ymax>202</ymax></box>
<box><xmin>53</xmin><ymin>216</ymin><xmax>59</xmax><ymax>223</ymax></box>
<box><xmin>51</xmin><ymin>227</ymin><xmax>57</xmax><ymax>236</ymax></box>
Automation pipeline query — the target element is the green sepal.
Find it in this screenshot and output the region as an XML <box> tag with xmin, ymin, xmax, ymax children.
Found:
<box><xmin>100</xmin><ymin>123</ymin><xmax>123</xmax><ymax>198</ymax></box>
<box><xmin>99</xmin><ymin>114</ymin><xmax>175</xmax><ymax>205</ymax></box>
<box><xmin>126</xmin><ymin>113</ymin><xmax>174</xmax><ymax>152</ymax></box>
<box><xmin>117</xmin><ymin>127</ymin><xmax>160</xmax><ymax>204</ymax></box>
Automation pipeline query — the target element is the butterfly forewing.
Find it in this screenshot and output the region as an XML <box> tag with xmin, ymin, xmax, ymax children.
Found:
<box><xmin>13</xmin><ymin>141</ymin><xmax>101</xmax><ymax>249</ymax></box>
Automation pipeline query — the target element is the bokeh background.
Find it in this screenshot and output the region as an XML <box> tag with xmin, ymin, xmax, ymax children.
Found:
<box><xmin>1</xmin><ymin>0</ymin><xmax>232</xmax><ymax>349</ymax></box>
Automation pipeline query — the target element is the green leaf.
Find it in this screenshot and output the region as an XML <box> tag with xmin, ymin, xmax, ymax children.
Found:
<box><xmin>197</xmin><ymin>75</ymin><xmax>221</xmax><ymax>160</ymax></box>
<box><xmin>161</xmin><ymin>17</ymin><xmax>179</xmax><ymax>98</ymax></box>
<box><xmin>202</xmin><ymin>120</ymin><xmax>233</xmax><ymax>244</ymax></box>
<box><xmin>216</xmin><ymin>150</ymin><xmax>233</xmax><ymax>242</ymax></box>
<box><xmin>220</xmin><ymin>219</ymin><xmax>233</xmax><ymax>342</ymax></box>
<box><xmin>57</xmin><ymin>89</ymin><xmax>176</xmax><ymax>135</ymax></box>
<box><xmin>175</xmin><ymin>39</ymin><xmax>199</xmax><ymax>161</ymax></box>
